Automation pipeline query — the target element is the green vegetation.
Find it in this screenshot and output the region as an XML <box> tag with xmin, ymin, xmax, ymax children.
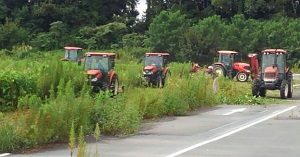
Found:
<box><xmin>1</xmin><ymin>0</ymin><xmax>299</xmax><ymax>154</ymax></box>
<box><xmin>0</xmin><ymin>52</ymin><xmax>283</xmax><ymax>153</ymax></box>
<box><xmin>1</xmin><ymin>1</ymin><xmax>300</xmax><ymax>65</ymax></box>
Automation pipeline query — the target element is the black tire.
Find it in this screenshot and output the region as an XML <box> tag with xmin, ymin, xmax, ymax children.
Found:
<box><xmin>280</xmin><ymin>80</ymin><xmax>288</xmax><ymax>99</ymax></box>
<box><xmin>236</xmin><ymin>72</ymin><xmax>249</xmax><ymax>82</ymax></box>
<box><xmin>259</xmin><ymin>88</ymin><xmax>266</xmax><ymax>97</ymax></box>
<box><xmin>214</xmin><ymin>65</ymin><xmax>226</xmax><ymax>77</ymax></box>
<box><xmin>252</xmin><ymin>79</ymin><xmax>260</xmax><ymax>97</ymax></box>
<box><xmin>110</xmin><ymin>75</ymin><xmax>119</xmax><ymax>96</ymax></box>
<box><xmin>287</xmin><ymin>71</ymin><xmax>293</xmax><ymax>98</ymax></box>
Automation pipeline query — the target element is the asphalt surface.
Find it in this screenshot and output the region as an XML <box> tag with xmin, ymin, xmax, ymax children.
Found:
<box><xmin>5</xmin><ymin>85</ymin><xmax>300</xmax><ymax>157</ymax></box>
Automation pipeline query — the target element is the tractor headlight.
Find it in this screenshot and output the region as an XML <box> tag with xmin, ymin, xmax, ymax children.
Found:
<box><xmin>91</xmin><ymin>77</ymin><xmax>98</xmax><ymax>82</ymax></box>
<box><xmin>143</xmin><ymin>70</ymin><xmax>153</xmax><ymax>75</ymax></box>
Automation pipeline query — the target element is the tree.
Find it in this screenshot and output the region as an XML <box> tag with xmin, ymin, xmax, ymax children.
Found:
<box><xmin>77</xmin><ymin>22</ymin><xmax>128</xmax><ymax>50</ymax></box>
<box><xmin>145</xmin><ymin>10</ymin><xmax>189</xmax><ymax>61</ymax></box>
<box><xmin>0</xmin><ymin>18</ymin><xmax>29</xmax><ymax>50</ymax></box>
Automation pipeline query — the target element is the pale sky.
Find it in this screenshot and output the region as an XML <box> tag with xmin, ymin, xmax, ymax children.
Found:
<box><xmin>137</xmin><ymin>0</ymin><xmax>147</xmax><ymax>19</ymax></box>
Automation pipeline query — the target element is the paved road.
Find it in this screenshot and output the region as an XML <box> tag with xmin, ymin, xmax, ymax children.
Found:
<box><xmin>6</xmin><ymin>88</ymin><xmax>300</xmax><ymax>157</ymax></box>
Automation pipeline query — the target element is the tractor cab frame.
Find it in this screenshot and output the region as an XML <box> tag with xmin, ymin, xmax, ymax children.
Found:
<box><xmin>61</xmin><ymin>46</ymin><xmax>83</xmax><ymax>62</ymax></box>
<box><xmin>251</xmin><ymin>49</ymin><xmax>293</xmax><ymax>99</ymax></box>
<box><xmin>214</xmin><ymin>50</ymin><xmax>251</xmax><ymax>82</ymax></box>
<box><xmin>83</xmin><ymin>52</ymin><xmax>119</xmax><ymax>94</ymax></box>
<box><xmin>141</xmin><ymin>52</ymin><xmax>170</xmax><ymax>88</ymax></box>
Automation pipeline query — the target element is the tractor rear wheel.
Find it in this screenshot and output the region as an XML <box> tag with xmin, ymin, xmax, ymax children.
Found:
<box><xmin>214</xmin><ymin>65</ymin><xmax>226</xmax><ymax>77</ymax></box>
<box><xmin>280</xmin><ymin>80</ymin><xmax>288</xmax><ymax>99</ymax></box>
<box><xmin>287</xmin><ymin>71</ymin><xmax>293</xmax><ymax>98</ymax></box>
<box><xmin>252</xmin><ymin>79</ymin><xmax>260</xmax><ymax>97</ymax></box>
<box><xmin>236</xmin><ymin>72</ymin><xmax>249</xmax><ymax>82</ymax></box>
<box><xmin>110</xmin><ymin>75</ymin><xmax>119</xmax><ymax>96</ymax></box>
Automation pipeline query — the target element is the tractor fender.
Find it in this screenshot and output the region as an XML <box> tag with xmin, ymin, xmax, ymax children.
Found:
<box><xmin>214</xmin><ymin>62</ymin><xmax>225</xmax><ymax>68</ymax></box>
<box><xmin>108</xmin><ymin>71</ymin><xmax>116</xmax><ymax>83</ymax></box>
<box><xmin>285</xmin><ymin>67</ymin><xmax>290</xmax><ymax>73</ymax></box>
<box><xmin>213</xmin><ymin>63</ymin><xmax>226</xmax><ymax>71</ymax></box>
<box><xmin>162</xmin><ymin>67</ymin><xmax>169</xmax><ymax>78</ymax></box>
<box><xmin>214</xmin><ymin>62</ymin><xmax>225</xmax><ymax>66</ymax></box>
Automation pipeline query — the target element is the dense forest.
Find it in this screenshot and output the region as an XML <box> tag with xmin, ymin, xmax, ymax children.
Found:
<box><xmin>1</xmin><ymin>0</ymin><xmax>300</xmax><ymax>64</ymax></box>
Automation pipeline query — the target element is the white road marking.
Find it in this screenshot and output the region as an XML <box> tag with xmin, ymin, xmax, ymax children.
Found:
<box><xmin>165</xmin><ymin>106</ymin><xmax>297</xmax><ymax>157</ymax></box>
<box><xmin>222</xmin><ymin>108</ymin><xmax>246</xmax><ymax>116</ymax></box>
<box><xmin>0</xmin><ymin>153</ymin><xmax>10</xmax><ymax>157</ymax></box>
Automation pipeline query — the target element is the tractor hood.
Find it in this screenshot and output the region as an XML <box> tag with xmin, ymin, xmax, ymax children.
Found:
<box><xmin>87</xmin><ymin>70</ymin><xmax>103</xmax><ymax>79</ymax></box>
<box><xmin>234</xmin><ymin>62</ymin><xmax>250</xmax><ymax>67</ymax></box>
<box><xmin>143</xmin><ymin>65</ymin><xmax>158</xmax><ymax>73</ymax></box>
<box><xmin>233</xmin><ymin>62</ymin><xmax>251</xmax><ymax>74</ymax></box>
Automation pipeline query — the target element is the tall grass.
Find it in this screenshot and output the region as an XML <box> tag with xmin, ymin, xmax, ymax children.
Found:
<box><xmin>0</xmin><ymin>52</ymin><xmax>260</xmax><ymax>153</ymax></box>
<box><xmin>115</xmin><ymin>63</ymin><xmax>142</xmax><ymax>87</ymax></box>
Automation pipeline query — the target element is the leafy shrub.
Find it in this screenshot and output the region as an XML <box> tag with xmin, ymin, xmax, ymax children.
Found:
<box><xmin>0</xmin><ymin>70</ymin><xmax>37</xmax><ymax>111</ymax></box>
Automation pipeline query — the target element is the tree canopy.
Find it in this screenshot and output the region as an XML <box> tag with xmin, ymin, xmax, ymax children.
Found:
<box><xmin>0</xmin><ymin>0</ymin><xmax>300</xmax><ymax>63</ymax></box>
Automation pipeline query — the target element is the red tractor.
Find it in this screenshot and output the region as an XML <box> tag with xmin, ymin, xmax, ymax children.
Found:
<box><xmin>83</xmin><ymin>52</ymin><xmax>119</xmax><ymax>94</ymax></box>
<box><xmin>61</xmin><ymin>46</ymin><xmax>84</xmax><ymax>62</ymax></box>
<box><xmin>141</xmin><ymin>52</ymin><xmax>170</xmax><ymax>88</ymax></box>
<box><xmin>213</xmin><ymin>50</ymin><xmax>251</xmax><ymax>82</ymax></box>
<box><xmin>251</xmin><ymin>49</ymin><xmax>293</xmax><ymax>99</ymax></box>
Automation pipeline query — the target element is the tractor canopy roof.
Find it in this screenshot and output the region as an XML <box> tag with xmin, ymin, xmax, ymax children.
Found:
<box><xmin>261</xmin><ymin>49</ymin><xmax>287</xmax><ymax>54</ymax></box>
<box><xmin>145</xmin><ymin>52</ymin><xmax>170</xmax><ymax>56</ymax></box>
<box><xmin>64</xmin><ymin>46</ymin><xmax>82</xmax><ymax>50</ymax></box>
<box><xmin>85</xmin><ymin>52</ymin><xmax>116</xmax><ymax>57</ymax></box>
<box><xmin>218</xmin><ymin>50</ymin><xmax>238</xmax><ymax>54</ymax></box>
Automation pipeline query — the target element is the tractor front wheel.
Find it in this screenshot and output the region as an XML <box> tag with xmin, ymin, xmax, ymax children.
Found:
<box><xmin>252</xmin><ymin>79</ymin><xmax>260</xmax><ymax>97</ymax></box>
<box><xmin>236</xmin><ymin>72</ymin><xmax>249</xmax><ymax>82</ymax></box>
<box><xmin>280</xmin><ymin>80</ymin><xmax>288</xmax><ymax>99</ymax></box>
<box><xmin>214</xmin><ymin>65</ymin><xmax>226</xmax><ymax>77</ymax></box>
<box><xmin>259</xmin><ymin>88</ymin><xmax>266</xmax><ymax>97</ymax></box>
